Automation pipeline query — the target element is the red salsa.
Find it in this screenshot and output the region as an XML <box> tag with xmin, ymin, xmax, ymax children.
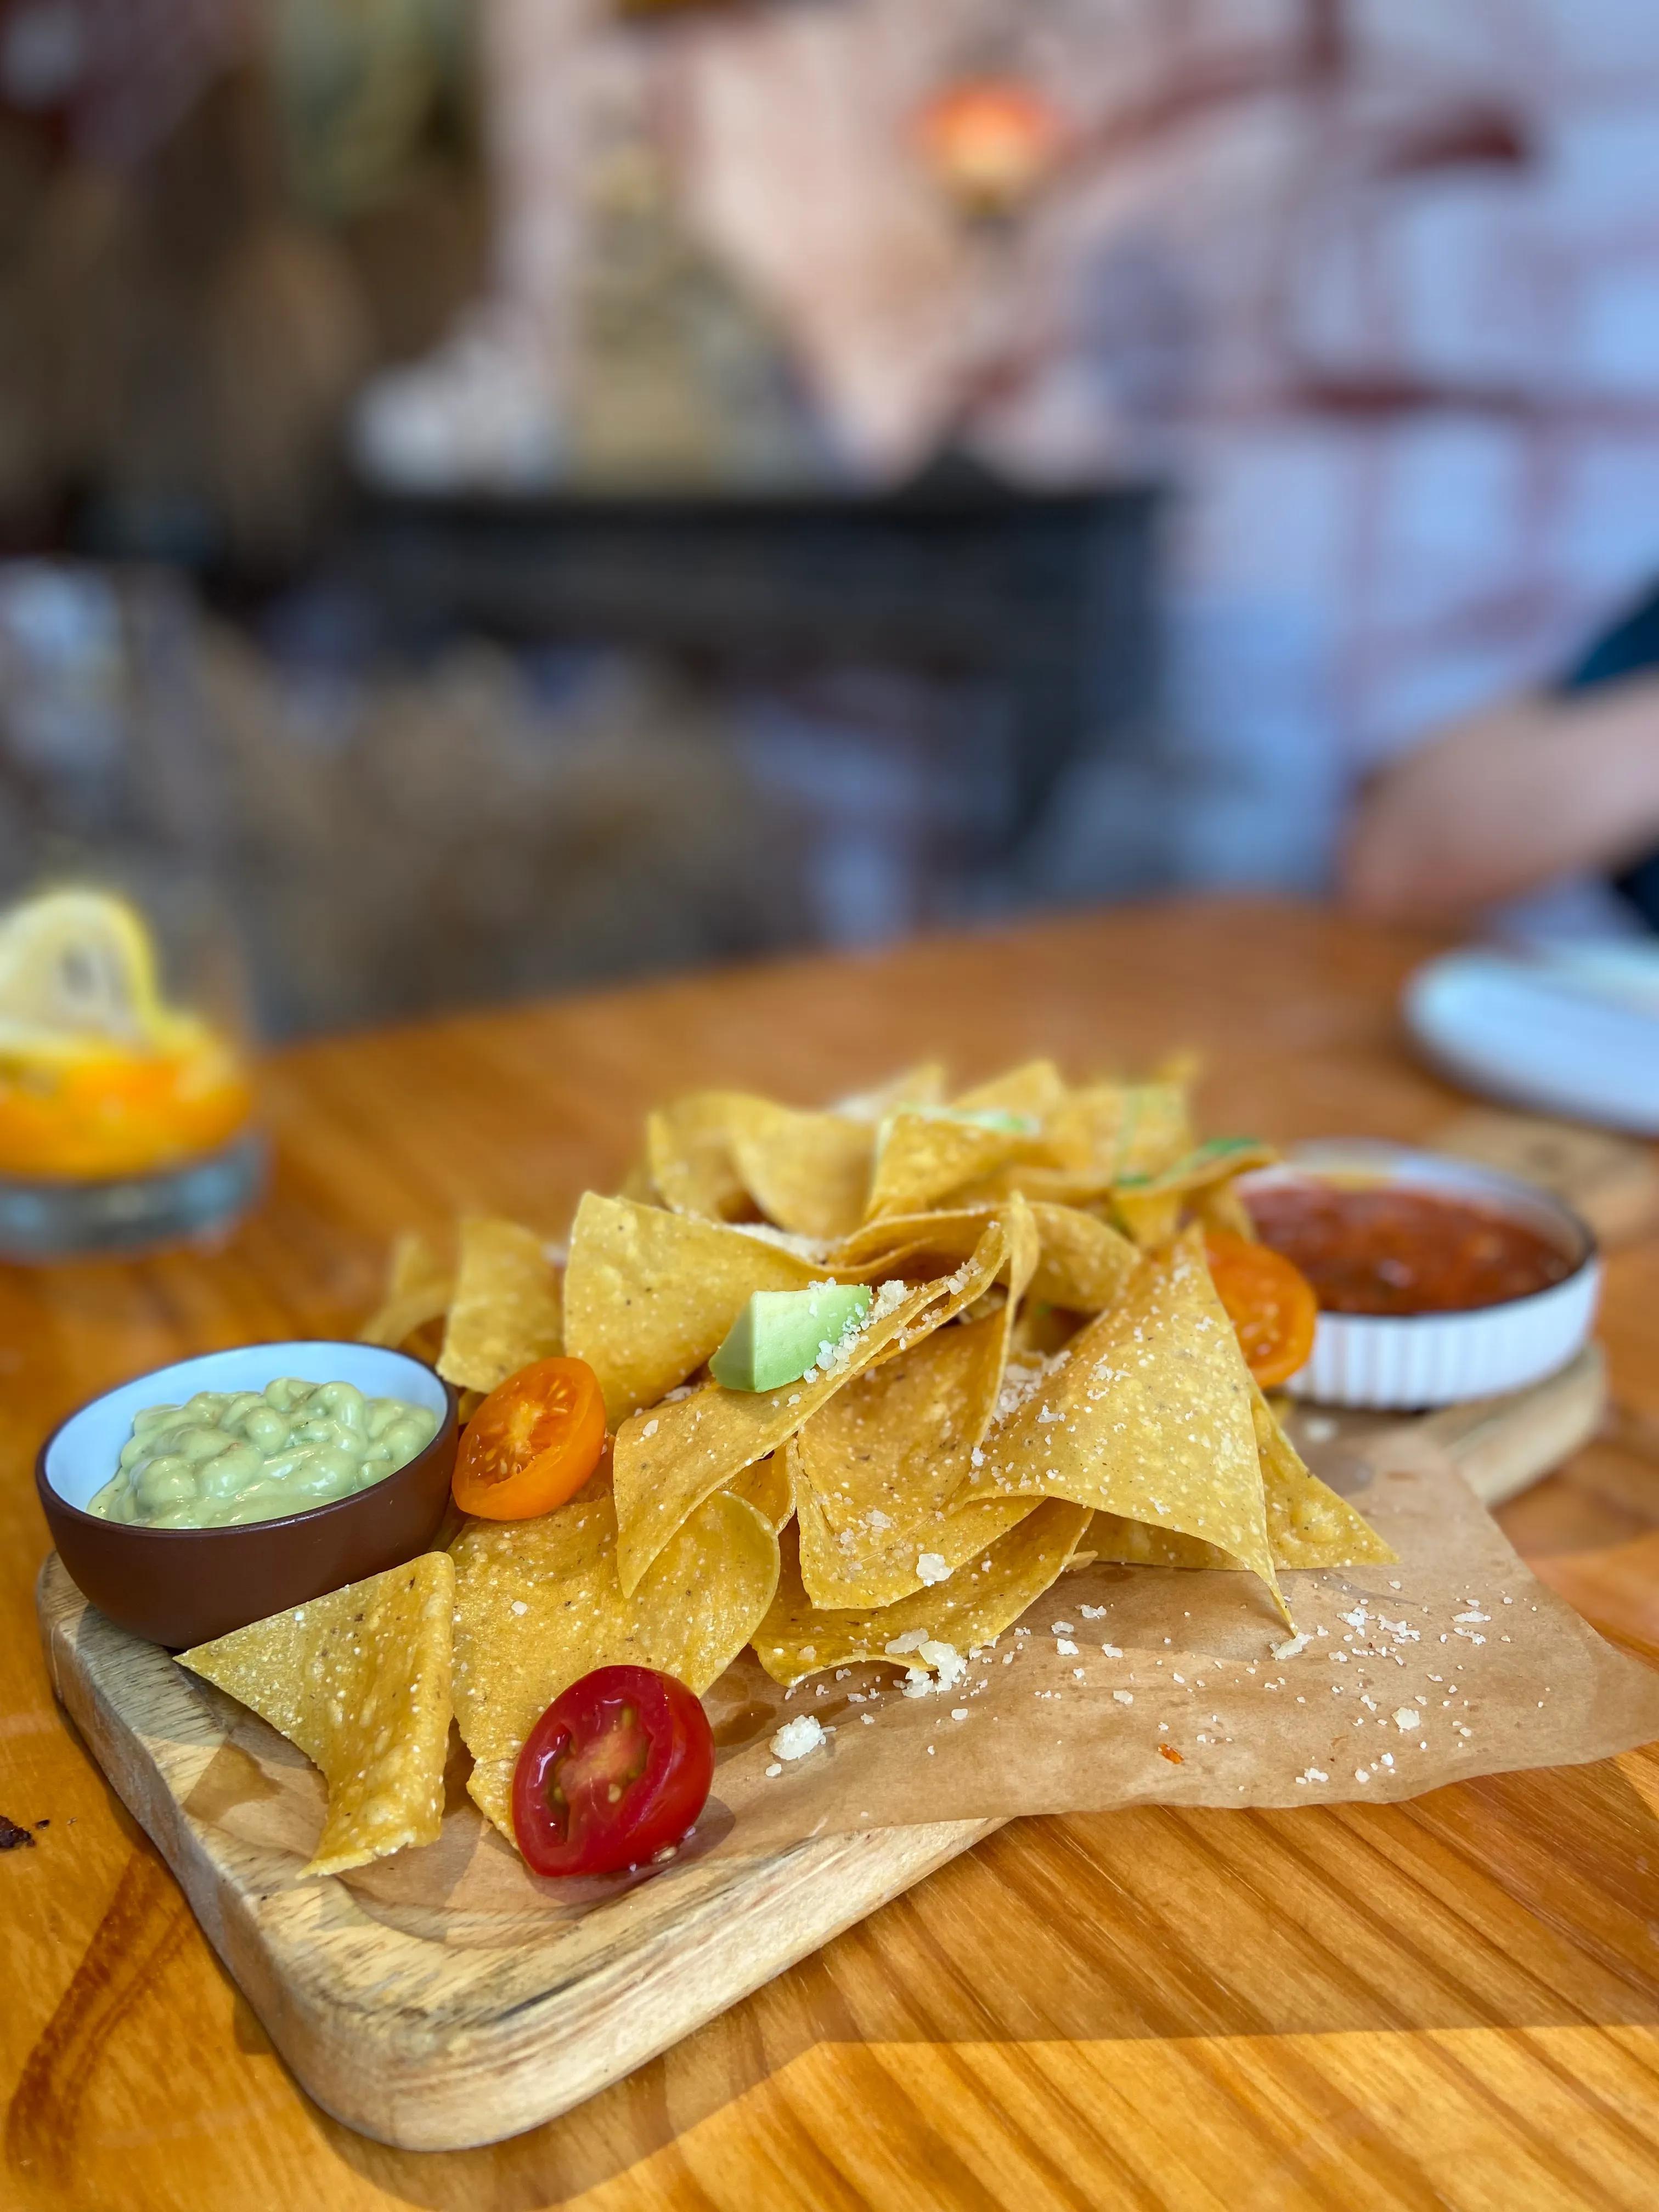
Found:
<box><xmin>1243</xmin><ymin>1179</ymin><xmax>1574</xmax><ymax>1316</ymax></box>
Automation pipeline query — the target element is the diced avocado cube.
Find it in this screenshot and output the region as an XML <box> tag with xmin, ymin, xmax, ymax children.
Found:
<box><xmin>709</xmin><ymin>1283</ymin><xmax>874</xmax><ymax>1393</ymax></box>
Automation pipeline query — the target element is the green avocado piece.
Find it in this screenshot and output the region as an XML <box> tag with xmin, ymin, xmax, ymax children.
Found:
<box><xmin>709</xmin><ymin>1283</ymin><xmax>874</xmax><ymax>1393</ymax></box>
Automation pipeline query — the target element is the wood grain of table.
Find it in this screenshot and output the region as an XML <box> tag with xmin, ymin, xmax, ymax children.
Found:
<box><xmin>4</xmin><ymin>898</ymin><xmax>1659</xmax><ymax>2212</ymax></box>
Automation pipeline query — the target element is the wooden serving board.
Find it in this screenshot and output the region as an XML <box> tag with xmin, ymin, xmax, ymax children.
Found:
<box><xmin>36</xmin><ymin>1347</ymin><xmax>1606</xmax><ymax>2154</ymax></box>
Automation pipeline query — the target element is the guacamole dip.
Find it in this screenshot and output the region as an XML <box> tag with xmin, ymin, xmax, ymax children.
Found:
<box><xmin>88</xmin><ymin>1378</ymin><xmax>439</xmax><ymax>1529</ymax></box>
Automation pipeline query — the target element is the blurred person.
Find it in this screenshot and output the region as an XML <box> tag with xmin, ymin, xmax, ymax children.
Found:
<box><xmin>1345</xmin><ymin>591</ymin><xmax>1659</xmax><ymax>932</ymax></box>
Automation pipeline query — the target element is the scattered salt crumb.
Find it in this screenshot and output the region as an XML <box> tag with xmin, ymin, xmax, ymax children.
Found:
<box><xmin>916</xmin><ymin>1553</ymin><xmax>950</xmax><ymax>1586</ymax></box>
<box><xmin>1295</xmin><ymin>1767</ymin><xmax>1329</xmax><ymax>1785</ymax></box>
<box><xmin>509</xmin><ymin>1600</ymin><xmax>528</xmax><ymax>1616</ymax></box>
<box><xmin>764</xmin><ymin>1763</ymin><xmax>783</xmax><ymax>1778</ymax></box>
<box><xmin>1051</xmin><ymin>1621</ymin><xmax>1075</xmax><ymax>1634</ymax></box>
<box><xmin>1355</xmin><ymin>1768</ymin><xmax>1371</xmax><ymax>1783</ymax></box>
<box><xmin>1055</xmin><ymin>1638</ymin><xmax>1079</xmax><ymax>1657</ymax></box>
<box><xmin>1393</xmin><ymin>1707</ymin><xmax>1421</xmax><ymax>1731</ymax></box>
<box><xmin>1080</xmin><ymin>1605</ymin><xmax>1108</xmax><ymax>1620</ymax></box>
<box><xmin>770</xmin><ymin>1716</ymin><xmax>826</xmax><ymax>1763</ymax></box>
<box><xmin>861</xmin><ymin>1714</ymin><xmax>875</xmax><ymax>1725</ymax></box>
<box><xmin>1454</xmin><ymin>1610</ymin><xmax>1490</xmax><ymax>1624</ymax></box>
<box><xmin>1113</xmin><ymin>1690</ymin><xmax>1133</xmax><ymax>1706</ymax></box>
<box><xmin>640</xmin><ymin>1419</ymin><xmax>658</xmax><ymax>1439</ymax></box>
<box><xmin>1272</xmin><ymin>1633</ymin><xmax>1310</xmax><ymax>1661</ymax></box>
<box><xmin>950</xmin><ymin>1708</ymin><xmax>969</xmax><ymax>1722</ymax></box>
<box><xmin>1101</xmin><ymin>1643</ymin><xmax>1123</xmax><ymax>1658</ymax></box>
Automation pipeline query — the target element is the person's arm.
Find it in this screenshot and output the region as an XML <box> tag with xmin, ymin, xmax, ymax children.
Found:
<box><xmin>1340</xmin><ymin>672</ymin><xmax>1659</xmax><ymax>924</ymax></box>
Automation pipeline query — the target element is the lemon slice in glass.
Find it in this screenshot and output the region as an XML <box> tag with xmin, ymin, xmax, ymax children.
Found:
<box><xmin>0</xmin><ymin>889</ymin><xmax>167</xmax><ymax>1061</ymax></box>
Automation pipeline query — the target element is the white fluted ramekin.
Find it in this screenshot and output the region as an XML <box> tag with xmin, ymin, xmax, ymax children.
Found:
<box><xmin>1238</xmin><ymin>1142</ymin><xmax>1601</xmax><ymax>1410</ymax></box>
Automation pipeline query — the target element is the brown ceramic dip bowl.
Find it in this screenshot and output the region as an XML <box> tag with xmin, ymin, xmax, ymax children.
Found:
<box><xmin>37</xmin><ymin>1341</ymin><xmax>459</xmax><ymax>1648</ymax></box>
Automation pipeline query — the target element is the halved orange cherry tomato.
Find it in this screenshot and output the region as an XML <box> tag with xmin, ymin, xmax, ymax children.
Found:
<box><xmin>452</xmin><ymin>1356</ymin><xmax>607</xmax><ymax>1520</ymax></box>
<box><xmin>1204</xmin><ymin>1231</ymin><xmax>1318</xmax><ymax>1389</ymax></box>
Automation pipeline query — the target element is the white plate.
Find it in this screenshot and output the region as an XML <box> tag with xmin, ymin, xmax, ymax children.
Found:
<box><xmin>1404</xmin><ymin>950</ymin><xmax>1659</xmax><ymax>1135</ymax></box>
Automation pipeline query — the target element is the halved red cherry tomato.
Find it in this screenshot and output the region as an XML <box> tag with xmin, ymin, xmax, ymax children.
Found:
<box><xmin>452</xmin><ymin>1356</ymin><xmax>607</xmax><ymax>1520</ymax></box>
<box><xmin>1204</xmin><ymin>1231</ymin><xmax>1318</xmax><ymax>1388</ymax></box>
<box><xmin>512</xmin><ymin>1664</ymin><xmax>715</xmax><ymax>1878</ymax></box>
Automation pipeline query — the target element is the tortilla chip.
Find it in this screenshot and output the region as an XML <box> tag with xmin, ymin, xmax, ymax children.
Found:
<box><xmin>973</xmin><ymin>1229</ymin><xmax>1289</xmax><ymax>1623</ymax></box>
<box><xmin>865</xmin><ymin>1113</ymin><xmax>1030</xmax><ymax>1221</ymax></box>
<box><xmin>1089</xmin><ymin>1387</ymin><xmax>1395</xmax><ymax>1572</ymax></box>
<box><xmin>563</xmin><ymin>1193</ymin><xmax>828</xmax><ymax>1426</ymax></box>
<box><xmin>438</xmin><ymin>1218</ymin><xmax>563</xmax><ymax>1393</ymax></box>
<box><xmin>1190</xmin><ymin>1178</ymin><xmax>1257</xmax><ymax>1240</ymax></box>
<box><xmin>617</xmin><ymin>1156</ymin><xmax>659</xmax><ymax>1206</ymax></box>
<box><xmin>177</xmin><ymin>1554</ymin><xmax>455</xmax><ymax>1878</ymax></box>
<box><xmin>1035</xmin><ymin>1079</ymin><xmax>1193</xmax><ymax>1182</ymax></box>
<box><xmin>726</xmin><ymin>1102</ymin><xmax>874</xmax><ymax>1239</ymax></box>
<box><xmin>953</xmin><ymin>1058</ymin><xmax>1068</xmax><ymax>1123</ymax></box>
<box><xmin>754</xmin><ymin>1501</ymin><xmax>1093</xmax><ymax>1688</ymax></box>
<box><xmin>1028</xmin><ymin>1203</ymin><xmax>1139</xmax><ymax>1312</ymax></box>
<box><xmin>791</xmin><ymin>1311</ymin><xmax>1040</xmax><ymax>1607</ymax></box>
<box><xmin>612</xmin><ymin>1219</ymin><xmax>1010</xmax><ymax>1595</ymax></box>
<box><xmin>831</xmin><ymin>1204</ymin><xmax>997</xmax><ymax>1273</ymax></box>
<box><xmin>725</xmin><ymin>1450</ymin><xmax>794</xmax><ymax>1532</ymax></box>
<box><xmin>832</xmin><ymin>1062</ymin><xmax>949</xmax><ymax>1121</ymax></box>
<box><xmin>359</xmin><ymin>1231</ymin><xmax>453</xmax><ymax>1351</ymax></box>
<box><xmin>645</xmin><ymin>1093</ymin><xmax>752</xmax><ymax>1220</ymax></box>
<box><xmin>452</xmin><ymin>1481</ymin><xmax>778</xmax><ymax>1839</ymax></box>
<box><xmin>1250</xmin><ymin>1379</ymin><xmax>1396</xmax><ymax>1568</ymax></box>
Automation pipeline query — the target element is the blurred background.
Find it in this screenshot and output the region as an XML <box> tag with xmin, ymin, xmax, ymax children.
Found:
<box><xmin>4</xmin><ymin>0</ymin><xmax>1659</xmax><ymax>1042</ymax></box>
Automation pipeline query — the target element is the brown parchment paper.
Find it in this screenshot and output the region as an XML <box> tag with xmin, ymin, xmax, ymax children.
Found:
<box><xmin>181</xmin><ymin>1430</ymin><xmax>1659</xmax><ymax>1911</ymax></box>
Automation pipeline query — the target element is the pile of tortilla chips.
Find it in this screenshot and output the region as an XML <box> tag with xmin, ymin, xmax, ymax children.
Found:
<box><xmin>179</xmin><ymin>1058</ymin><xmax>1393</xmax><ymax>1875</ymax></box>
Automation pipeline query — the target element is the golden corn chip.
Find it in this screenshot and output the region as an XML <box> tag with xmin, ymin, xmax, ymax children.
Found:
<box><xmin>831</xmin><ymin>1204</ymin><xmax>996</xmax><ymax>1273</ymax></box>
<box><xmin>359</xmin><ymin>1231</ymin><xmax>453</xmax><ymax>1351</ymax></box>
<box><xmin>178</xmin><ymin>1553</ymin><xmax>455</xmax><ymax>1879</ymax></box>
<box><xmin>1110</xmin><ymin>1138</ymin><xmax>1276</xmax><ymax>1248</ymax></box>
<box><xmin>1036</xmin><ymin>1079</ymin><xmax>1193</xmax><ymax>1182</ymax></box>
<box><xmin>791</xmin><ymin>1311</ymin><xmax>1040</xmax><ymax>1607</ymax></box>
<box><xmin>563</xmin><ymin>1192</ymin><xmax>827</xmax><ymax>1425</ymax></box>
<box><xmin>1190</xmin><ymin>1179</ymin><xmax>1257</xmax><ymax>1240</ymax></box>
<box><xmin>645</xmin><ymin>1092</ymin><xmax>752</xmax><ymax>1220</ymax></box>
<box><xmin>754</xmin><ymin>1500</ymin><xmax>1093</xmax><ymax>1688</ymax></box>
<box><xmin>438</xmin><ymin>1217</ymin><xmax>563</xmax><ymax>1393</ymax></box>
<box><xmin>617</xmin><ymin>1156</ymin><xmax>660</xmax><ymax>1206</ymax></box>
<box><xmin>952</xmin><ymin>1058</ymin><xmax>1068</xmax><ymax>1123</ymax></box>
<box><xmin>1028</xmin><ymin>1203</ymin><xmax>1139</xmax><ymax>1311</ymax></box>
<box><xmin>865</xmin><ymin>1113</ymin><xmax>1030</xmax><ymax>1221</ymax></box>
<box><xmin>831</xmin><ymin>1061</ymin><xmax>949</xmax><ymax>1121</ymax></box>
<box><xmin>724</xmin><ymin>1450</ymin><xmax>794</xmax><ymax>1532</ymax></box>
<box><xmin>1250</xmin><ymin>1378</ymin><xmax>1396</xmax><ymax>1568</ymax></box>
<box><xmin>1112</xmin><ymin>1188</ymin><xmax>1186</xmax><ymax>1249</ymax></box>
<box><xmin>1088</xmin><ymin>1383</ymin><xmax>1395</xmax><ymax>1572</ymax></box>
<box><xmin>726</xmin><ymin>1102</ymin><xmax>874</xmax><ymax>1240</ymax></box>
<box><xmin>612</xmin><ymin>1219</ymin><xmax>1010</xmax><ymax>1595</ymax></box>
<box><xmin>1115</xmin><ymin>1135</ymin><xmax>1277</xmax><ymax>1199</ymax></box>
<box><xmin>452</xmin><ymin>1481</ymin><xmax>778</xmax><ymax>1839</ymax></box>
<box><xmin>974</xmin><ymin>1229</ymin><xmax>1289</xmax><ymax>1623</ymax></box>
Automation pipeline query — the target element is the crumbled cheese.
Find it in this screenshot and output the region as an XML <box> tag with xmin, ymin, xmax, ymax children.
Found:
<box><xmin>770</xmin><ymin>1715</ymin><xmax>827</xmax><ymax>1763</ymax></box>
<box><xmin>885</xmin><ymin>1629</ymin><xmax>931</xmax><ymax>1656</ymax></box>
<box><xmin>899</xmin><ymin>1640</ymin><xmax>968</xmax><ymax>1697</ymax></box>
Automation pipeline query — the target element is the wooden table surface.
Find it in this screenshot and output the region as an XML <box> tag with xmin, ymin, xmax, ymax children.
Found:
<box><xmin>5</xmin><ymin>898</ymin><xmax>1659</xmax><ymax>2212</ymax></box>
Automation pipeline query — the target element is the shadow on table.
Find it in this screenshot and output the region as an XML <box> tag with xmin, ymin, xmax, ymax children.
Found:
<box><xmin>317</xmin><ymin>1751</ymin><xmax>1659</xmax><ymax>2209</ymax></box>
